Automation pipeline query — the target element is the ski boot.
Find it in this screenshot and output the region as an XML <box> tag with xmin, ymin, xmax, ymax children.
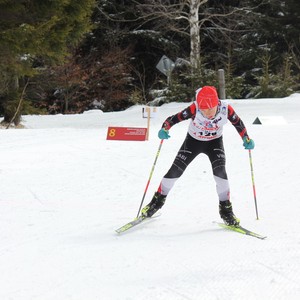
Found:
<box><xmin>219</xmin><ymin>200</ymin><xmax>240</xmax><ymax>226</ymax></box>
<box><xmin>141</xmin><ymin>191</ymin><xmax>166</xmax><ymax>217</ymax></box>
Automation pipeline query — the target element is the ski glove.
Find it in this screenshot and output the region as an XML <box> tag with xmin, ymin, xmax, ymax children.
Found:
<box><xmin>158</xmin><ymin>128</ymin><xmax>170</xmax><ymax>139</ymax></box>
<box><xmin>243</xmin><ymin>137</ymin><xmax>255</xmax><ymax>150</ymax></box>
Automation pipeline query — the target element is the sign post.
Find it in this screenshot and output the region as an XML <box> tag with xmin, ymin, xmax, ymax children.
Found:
<box><xmin>142</xmin><ymin>106</ymin><xmax>158</xmax><ymax>140</ymax></box>
<box><xmin>156</xmin><ymin>55</ymin><xmax>175</xmax><ymax>86</ymax></box>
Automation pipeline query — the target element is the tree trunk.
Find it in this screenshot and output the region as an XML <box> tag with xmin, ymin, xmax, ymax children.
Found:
<box><xmin>2</xmin><ymin>74</ymin><xmax>22</xmax><ymax>126</ymax></box>
<box><xmin>189</xmin><ymin>0</ymin><xmax>208</xmax><ymax>70</ymax></box>
<box><xmin>189</xmin><ymin>0</ymin><xmax>201</xmax><ymax>70</ymax></box>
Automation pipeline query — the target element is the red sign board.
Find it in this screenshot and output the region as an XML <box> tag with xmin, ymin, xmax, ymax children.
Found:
<box><xmin>106</xmin><ymin>127</ymin><xmax>147</xmax><ymax>141</ymax></box>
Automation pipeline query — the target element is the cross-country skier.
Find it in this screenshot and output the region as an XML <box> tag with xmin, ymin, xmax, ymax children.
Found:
<box><xmin>141</xmin><ymin>86</ymin><xmax>255</xmax><ymax>226</ymax></box>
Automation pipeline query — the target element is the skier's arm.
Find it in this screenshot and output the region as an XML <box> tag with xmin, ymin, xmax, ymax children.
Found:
<box><xmin>228</xmin><ymin>105</ymin><xmax>255</xmax><ymax>149</ymax></box>
<box><xmin>227</xmin><ymin>105</ymin><xmax>249</xmax><ymax>139</ymax></box>
<box><xmin>162</xmin><ymin>103</ymin><xmax>196</xmax><ymax>130</ymax></box>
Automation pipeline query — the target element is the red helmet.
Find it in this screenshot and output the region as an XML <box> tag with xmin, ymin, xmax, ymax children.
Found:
<box><xmin>196</xmin><ymin>86</ymin><xmax>219</xmax><ymax>109</ymax></box>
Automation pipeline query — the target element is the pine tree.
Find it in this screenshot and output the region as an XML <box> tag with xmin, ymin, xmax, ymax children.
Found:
<box><xmin>0</xmin><ymin>0</ymin><xmax>96</xmax><ymax>125</ymax></box>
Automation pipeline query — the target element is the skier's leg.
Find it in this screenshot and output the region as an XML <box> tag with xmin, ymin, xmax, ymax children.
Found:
<box><xmin>206</xmin><ymin>137</ymin><xmax>230</xmax><ymax>201</ymax></box>
<box><xmin>158</xmin><ymin>134</ymin><xmax>201</xmax><ymax>195</ymax></box>
<box><xmin>206</xmin><ymin>138</ymin><xmax>239</xmax><ymax>226</ymax></box>
<box><xmin>142</xmin><ymin>134</ymin><xmax>202</xmax><ymax>217</ymax></box>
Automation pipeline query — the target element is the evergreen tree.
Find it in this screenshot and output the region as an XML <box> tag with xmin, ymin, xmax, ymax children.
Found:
<box><xmin>0</xmin><ymin>0</ymin><xmax>96</xmax><ymax>125</ymax></box>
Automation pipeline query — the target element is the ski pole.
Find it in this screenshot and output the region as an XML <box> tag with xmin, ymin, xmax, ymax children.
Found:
<box><xmin>248</xmin><ymin>149</ymin><xmax>259</xmax><ymax>220</ymax></box>
<box><xmin>136</xmin><ymin>139</ymin><xmax>164</xmax><ymax>218</ymax></box>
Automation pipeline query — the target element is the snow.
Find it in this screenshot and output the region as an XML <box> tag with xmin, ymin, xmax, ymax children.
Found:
<box><xmin>1</xmin><ymin>95</ymin><xmax>300</xmax><ymax>300</ymax></box>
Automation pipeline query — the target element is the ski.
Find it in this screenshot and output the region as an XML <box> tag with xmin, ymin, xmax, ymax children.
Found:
<box><xmin>214</xmin><ymin>222</ymin><xmax>267</xmax><ymax>240</ymax></box>
<box><xmin>115</xmin><ymin>215</ymin><xmax>158</xmax><ymax>234</ymax></box>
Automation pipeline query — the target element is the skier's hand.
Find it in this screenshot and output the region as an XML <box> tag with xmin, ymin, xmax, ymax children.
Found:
<box><xmin>243</xmin><ymin>136</ymin><xmax>255</xmax><ymax>150</ymax></box>
<box><xmin>158</xmin><ymin>128</ymin><xmax>170</xmax><ymax>139</ymax></box>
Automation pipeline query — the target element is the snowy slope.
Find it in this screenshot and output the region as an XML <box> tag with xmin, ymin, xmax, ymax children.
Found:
<box><xmin>0</xmin><ymin>95</ymin><xmax>300</xmax><ymax>300</ymax></box>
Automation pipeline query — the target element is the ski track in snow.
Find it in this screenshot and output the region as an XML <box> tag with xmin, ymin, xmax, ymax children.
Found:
<box><xmin>1</xmin><ymin>96</ymin><xmax>300</xmax><ymax>299</ymax></box>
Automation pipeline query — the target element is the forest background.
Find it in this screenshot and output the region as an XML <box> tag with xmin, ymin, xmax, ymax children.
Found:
<box><xmin>1</xmin><ymin>0</ymin><xmax>300</xmax><ymax>126</ymax></box>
